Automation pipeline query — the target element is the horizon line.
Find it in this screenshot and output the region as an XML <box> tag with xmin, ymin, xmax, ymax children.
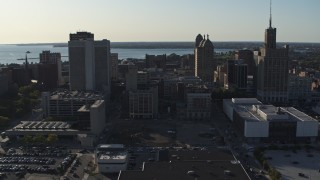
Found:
<box><xmin>2</xmin><ymin>40</ymin><xmax>320</xmax><ymax>45</ymax></box>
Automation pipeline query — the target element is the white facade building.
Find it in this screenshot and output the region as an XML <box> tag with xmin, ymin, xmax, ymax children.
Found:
<box><xmin>223</xmin><ymin>98</ymin><xmax>318</xmax><ymax>142</ymax></box>
<box><xmin>95</xmin><ymin>144</ymin><xmax>128</xmax><ymax>173</ymax></box>
<box><xmin>223</xmin><ymin>98</ymin><xmax>262</xmax><ymax>121</ymax></box>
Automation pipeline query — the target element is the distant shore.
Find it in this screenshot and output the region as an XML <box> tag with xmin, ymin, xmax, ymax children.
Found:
<box><xmin>9</xmin><ymin>41</ymin><xmax>320</xmax><ymax>50</ymax></box>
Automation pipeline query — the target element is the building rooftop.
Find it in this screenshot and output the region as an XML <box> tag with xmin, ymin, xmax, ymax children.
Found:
<box><xmin>168</xmin><ymin>149</ymin><xmax>235</xmax><ymax>161</ymax></box>
<box><xmin>49</xmin><ymin>90</ymin><xmax>104</xmax><ymax>100</ymax></box>
<box><xmin>98</xmin><ymin>151</ymin><xmax>127</xmax><ymax>164</ymax></box>
<box><xmin>234</xmin><ymin>104</ymin><xmax>317</xmax><ymax>123</ymax></box>
<box><xmin>91</xmin><ymin>100</ymin><xmax>104</xmax><ymax>108</ymax></box>
<box><xmin>97</xmin><ymin>144</ymin><xmax>124</xmax><ymax>149</ymax></box>
<box><xmin>233</xmin><ymin>105</ymin><xmax>262</xmax><ymax>122</ymax></box>
<box><xmin>118</xmin><ymin>161</ymin><xmax>249</xmax><ymax>180</ymax></box>
<box><xmin>78</xmin><ymin>100</ymin><xmax>105</xmax><ymax>112</ymax></box>
<box><xmin>5</xmin><ymin>121</ymin><xmax>80</xmax><ymax>136</ymax></box>
<box><xmin>231</xmin><ymin>98</ymin><xmax>262</xmax><ymax>104</ymax></box>
<box><xmin>284</xmin><ymin>107</ymin><xmax>317</xmax><ymax>122</ymax></box>
<box><xmin>78</xmin><ymin>105</ymin><xmax>90</xmax><ymax>112</ymax></box>
<box><xmin>13</xmin><ymin>121</ymin><xmax>71</xmax><ymax>130</ymax></box>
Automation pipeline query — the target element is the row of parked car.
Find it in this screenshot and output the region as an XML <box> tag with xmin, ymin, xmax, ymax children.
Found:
<box><xmin>6</xmin><ymin>152</ymin><xmax>67</xmax><ymax>157</ymax></box>
<box><xmin>57</xmin><ymin>154</ymin><xmax>77</xmax><ymax>174</ymax></box>
<box><xmin>6</xmin><ymin>146</ymin><xmax>68</xmax><ymax>157</ymax></box>
<box><xmin>0</xmin><ymin>157</ymin><xmax>55</xmax><ymax>165</ymax></box>
<box><xmin>0</xmin><ymin>164</ymin><xmax>56</xmax><ymax>174</ymax></box>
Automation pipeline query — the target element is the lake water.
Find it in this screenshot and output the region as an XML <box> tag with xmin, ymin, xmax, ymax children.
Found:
<box><xmin>0</xmin><ymin>44</ymin><xmax>233</xmax><ymax>64</ymax></box>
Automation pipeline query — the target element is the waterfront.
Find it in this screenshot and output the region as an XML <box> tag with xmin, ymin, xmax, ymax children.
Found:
<box><xmin>0</xmin><ymin>44</ymin><xmax>233</xmax><ymax>64</ymax></box>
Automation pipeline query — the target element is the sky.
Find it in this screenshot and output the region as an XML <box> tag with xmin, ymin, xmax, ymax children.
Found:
<box><xmin>0</xmin><ymin>0</ymin><xmax>319</xmax><ymax>43</ymax></box>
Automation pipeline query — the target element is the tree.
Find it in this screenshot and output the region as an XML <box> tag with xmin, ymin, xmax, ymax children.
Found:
<box><xmin>262</xmin><ymin>160</ymin><xmax>270</xmax><ymax>171</ymax></box>
<box><xmin>47</xmin><ymin>134</ymin><xmax>58</xmax><ymax>144</ymax></box>
<box><xmin>21</xmin><ymin>135</ymin><xmax>33</xmax><ymax>144</ymax></box>
<box><xmin>269</xmin><ymin>168</ymin><xmax>281</xmax><ymax>180</ymax></box>
<box><xmin>33</xmin><ymin>135</ymin><xmax>46</xmax><ymax>144</ymax></box>
<box><xmin>0</xmin><ymin>116</ymin><xmax>9</xmax><ymax>126</ymax></box>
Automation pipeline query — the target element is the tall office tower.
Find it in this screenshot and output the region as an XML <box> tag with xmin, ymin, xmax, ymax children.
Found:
<box><xmin>125</xmin><ymin>65</ymin><xmax>138</xmax><ymax>91</ymax></box>
<box><xmin>194</xmin><ymin>34</ymin><xmax>214</xmax><ymax>82</ymax></box>
<box><xmin>226</xmin><ymin>60</ymin><xmax>248</xmax><ymax>90</ymax></box>
<box><xmin>39</xmin><ymin>51</ymin><xmax>63</xmax><ymax>88</ymax></box>
<box><xmin>40</xmin><ymin>50</ymin><xmax>61</xmax><ymax>64</ymax></box>
<box><xmin>145</xmin><ymin>54</ymin><xmax>166</xmax><ymax>70</ymax></box>
<box><xmin>256</xmin><ymin>6</ymin><xmax>289</xmax><ymax>104</ymax></box>
<box><xmin>235</xmin><ymin>50</ymin><xmax>254</xmax><ymax>76</ymax></box>
<box><xmin>195</xmin><ymin>34</ymin><xmax>203</xmax><ymax>47</ymax></box>
<box><xmin>68</xmin><ymin>32</ymin><xmax>111</xmax><ymax>92</ymax></box>
<box><xmin>111</xmin><ymin>53</ymin><xmax>118</xmax><ymax>80</ymax></box>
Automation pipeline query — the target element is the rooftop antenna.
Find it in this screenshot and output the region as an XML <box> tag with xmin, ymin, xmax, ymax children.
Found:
<box><xmin>269</xmin><ymin>0</ymin><xmax>272</xmax><ymax>28</ymax></box>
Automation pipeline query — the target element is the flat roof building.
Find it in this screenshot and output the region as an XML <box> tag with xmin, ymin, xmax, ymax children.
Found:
<box><xmin>118</xmin><ymin>149</ymin><xmax>250</xmax><ymax>180</ymax></box>
<box><xmin>68</xmin><ymin>31</ymin><xmax>111</xmax><ymax>92</ymax></box>
<box><xmin>95</xmin><ymin>144</ymin><xmax>128</xmax><ymax>173</ymax></box>
<box><xmin>42</xmin><ymin>90</ymin><xmax>106</xmax><ymax>135</ymax></box>
<box><xmin>5</xmin><ymin>121</ymin><xmax>79</xmax><ymax>137</ymax></box>
<box><xmin>223</xmin><ymin>98</ymin><xmax>318</xmax><ymax>143</ymax></box>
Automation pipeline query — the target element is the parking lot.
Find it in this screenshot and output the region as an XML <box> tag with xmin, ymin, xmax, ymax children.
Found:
<box><xmin>0</xmin><ymin>146</ymin><xmax>77</xmax><ymax>179</ymax></box>
<box><xmin>107</xmin><ymin>120</ymin><xmax>177</xmax><ymax>147</ymax></box>
<box><xmin>176</xmin><ymin>123</ymin><xmax>217</xmax><ymax>146</ymax></box>
<box><xmin>127</xmin><ymin>147</ymin><xmax>157</xmax><ymax>171</ymax></box>
<box><xmin>265</xmin><ymin>150</ymin><xmax>320</xmax><ymax>180</ymax></box>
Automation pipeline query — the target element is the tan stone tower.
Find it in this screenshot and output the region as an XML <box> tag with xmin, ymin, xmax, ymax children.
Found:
<box><xmin>194</xmin><ymin>34</ymin><xmax>215</xmax><ymax>82</ymax></box>
<box><xmin>256</xmin><ymin>0</ymin><xmax>289</xmax><ymax>104</ymax></box>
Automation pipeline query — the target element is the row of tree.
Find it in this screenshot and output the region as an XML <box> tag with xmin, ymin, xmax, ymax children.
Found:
<box><xmin>254</xmin><ymin>148</ymin><xmax>281</xmax><ymax>180</ymax></box>
<box><xmin>0</xmin><ymin>84</ymin><xmax>40</xmax><ymax>118</ymax></box>
<box><xmin>0</xmin><ymin>116</ymin><xmax>9</xmax><ymax>127</ymax></box>
<box><xmin>20</xmin><ymin>134</ymin><xmax>58</xmax><ymax>145</ymax></box>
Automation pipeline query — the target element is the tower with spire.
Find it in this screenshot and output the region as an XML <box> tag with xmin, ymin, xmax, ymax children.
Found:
<box><xmin>264</xmin><ymin>0</ymin><xmax>277</xmax><ymax>49</ymax></box>
<box><xmin>256</xmin><ymin>0</ymin><xmax>289</xmax><ymax>104</ymax></box>
<box><xmin>194</xmin><ymin>34</ymin><xmax>215</xmax><ymax>82</ymax></box>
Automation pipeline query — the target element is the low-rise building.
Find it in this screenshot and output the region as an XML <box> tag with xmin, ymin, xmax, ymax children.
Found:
<box><xmin>95</xmin><ymin>144</ymin><xmax>128</xmax><ymax>173</ymax></box>
<box><xmin>223</xmin><ymin>98</ymin><xmax>318</xmax><ymax>143</ymax></box>
<box><xmin>41</xmin><ymin>90</ymin><xmax>106</xmax><ymax>135</ymax></box>
<box><xmin>77</xmin><ymin>100</ymin><xmax>106</xmax><ymax>135</ymax></box>
<box><xmin>223</xmin><ymin>98</ymin><xmax>262</xmax><ymax>121</ymax></box>
<box><xmin>288</xmin><ymin>74</ymin><xmax>312</xmax><ymax>104</ymax></box>
<box><xmin>5</xmin><ymin>121</ymin><xmax>78</xmax><ymax>137</ymax></box>
<box><xmin>111</xmin><ymin>53</ymin><xmax>118</xmax><ymax>80</ymax></box>
<box><xmin>186</xmin><ymin>93</ymin><xmax>211</xmax><ymax>120</ymax></box>
<box><xmin>129</xmin><ymin>86</ymin><xmax>158</xmax><ymax>119</ymax></box>
<box><xmin>118</xmin><ymin>149</ymin><xmax>250</xmax><ymax>180</ymax></box>
<box><xmin>5</xmin><ymin>121</ymin><xmax>98</xmax><ymax>147</ymax></box>
<box><xmin>0</xmin><ymin>74</ymin><xmax>8</xmax><ymax>95</ymax></box>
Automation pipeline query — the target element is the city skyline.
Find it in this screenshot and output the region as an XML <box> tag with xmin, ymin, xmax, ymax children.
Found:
<box><xmin>0</xmin><ymin>0</ymin><xmax>319</xmax><ymax>43</ymax></box>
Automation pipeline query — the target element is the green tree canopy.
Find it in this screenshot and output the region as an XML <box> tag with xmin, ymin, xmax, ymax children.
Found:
<box><xmin>47</xmin><ymin>134</ymin><xmax>58</xmax><ymax>144</ymax></box>
<box><xmin>33</xmin><ymin>135</ymin><xmax>46</xmax><ymax>144</ymax></box>
<box><xmin>0</xmin><ymin>116</ymin><xmax>9</xmax><ymax>126</ymax></box>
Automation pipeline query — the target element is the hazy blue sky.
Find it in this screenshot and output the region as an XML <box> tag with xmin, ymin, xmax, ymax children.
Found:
<box><xmin>0</xmin><ymin>0</ymin><xmax>319</xmax><ymax>43</ymax></box>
